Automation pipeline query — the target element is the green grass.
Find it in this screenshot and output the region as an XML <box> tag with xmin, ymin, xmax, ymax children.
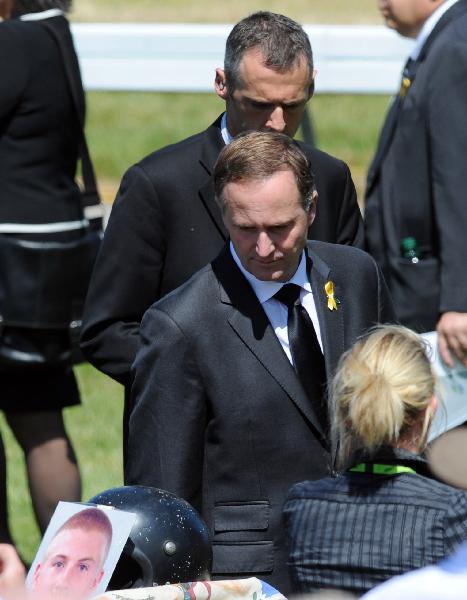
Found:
<box><xmin>311</xmin><ymin>94</ymin><xmax>389</xmax><ymax>199</ymax></box>
<box><xmin>1</xmin><ymin>364</ymin><xmax>123</xmax><ymax>562</ymax></box>
<box><xmin>71</xmin><ymin>0</ymin><xmax>382</xmax><ymax>24</ymax></box>
<box><xmin>86</xmin><ymin>92</ymin><xmax>226</xmax><ymax>187</ymax></box>
<box><xmin>86</xmin><ymin>91</ymin><xmax>390</xmax><ymax>201</ymax></box>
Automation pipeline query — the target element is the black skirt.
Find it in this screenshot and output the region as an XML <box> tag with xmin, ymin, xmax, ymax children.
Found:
<box><xmin>0</xmin><ymin>328</ymin><xmax>80</xmax><ymax>412</ymax></box>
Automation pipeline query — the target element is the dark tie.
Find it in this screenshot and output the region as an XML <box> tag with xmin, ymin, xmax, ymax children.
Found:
<box><xmin>273</xmin><ymin>283</ymin><xmax>328</xmax><ymax>432</ymax></box>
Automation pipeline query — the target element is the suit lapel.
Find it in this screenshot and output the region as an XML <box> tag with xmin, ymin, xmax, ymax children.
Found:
<box><xmin>212</xmin><ymin>246</ymin><xmax>327</xmax><ymax>441</ymax></box>
<box><xmin>198</xmin><ymin>117</ymin><xmax>228</xmax><ymax>241</ymax></box>
<box><xmin>307</xmin><ymin>244</ymin><xmax>345</xmax><ymax>381</ymax></box>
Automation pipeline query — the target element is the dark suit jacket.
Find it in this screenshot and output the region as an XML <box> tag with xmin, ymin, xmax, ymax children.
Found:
<box><xmin>364</xmin><ymin>0</ymin><xmax>467</xmax><ymax>332</ymax></box>
<box><xmin>0</xmin><ymin>15</ymin><xmax>83</xmax><ymax>225</ymax></box>
<box><xmin>125</xmin><ymin>241</ymin><xmax>394</xmax><ymax>592</ymax></box>
<box><xmin>284</xmin><ymin>448</ymin><xmax>467</xmax><ymax>596</ymax></box>
<box><xmin>81</xmin><ymin>119</ymin><xmax>364</xmax><ymax>386</ymax></box>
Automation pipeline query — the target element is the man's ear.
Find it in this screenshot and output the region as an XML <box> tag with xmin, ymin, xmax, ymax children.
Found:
<box><xmin>32</xmin><ymin>563</ymin><xmax>42</xmax><ymax>586</ymax></box>
<box><xmin>307</xmin><ymin>190</ymin><xmax>318</xmax><ymax>226</ymax></box>
<box><xmin>307</xmin><ymin>68</ymin><xmax>317</xmax><ymax>100</ymax></box>
<box><xmin>93</xmin><ymin>568</ymin><xmax>105</xmax><ymax>589</ymax></box>
<box><xmin>215</xmin><ymin>68</ymin><xmax>229</xmax><ymax>100</ymax></box>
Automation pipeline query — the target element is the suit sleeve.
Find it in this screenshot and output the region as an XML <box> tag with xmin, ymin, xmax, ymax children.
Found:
<box><xmin>429</xmin><ymin>42</ymin><xmax>467</xmax><ymax>314</ymax></box>
<box><xmin>124</xmin><ymin>305</ymin><xmax>206</xmax><ymax>510</ymax></box>
<box><xmin>81</xmin><ymin>164</ymin><xmax>166</xmax><ymax>386</ymax></box>
<box><xmin>375</xmin><ymin>258</ymin><xmax>396</xmax><ymax>324</ymax></box>
<box><xmin>308</xmin><ymin>146</ymin><xmax>364</xmax><ymax>249</ymax></box>
<box><xmin>335</xmin><ymin>161</ymin><xmax>364</xmax><ymax>249</ymax></box>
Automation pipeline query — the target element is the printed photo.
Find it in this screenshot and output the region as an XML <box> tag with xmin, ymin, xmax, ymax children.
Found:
<box><xmin>26</xmin><ymin>501</ymin><xmax>136</xmax><ymax>600</ymax></box>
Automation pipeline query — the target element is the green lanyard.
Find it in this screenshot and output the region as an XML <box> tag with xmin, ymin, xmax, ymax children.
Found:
<box><xmin>349</xmin><ymin>463</ymin><xmax>416</xmax><ymax>475</ymax></box>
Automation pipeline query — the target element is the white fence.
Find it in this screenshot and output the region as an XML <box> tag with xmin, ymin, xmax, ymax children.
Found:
<box><xmin>71</xmin><ymin>23</ymin><xmax>415</xmax><ymax>95</ymax></box>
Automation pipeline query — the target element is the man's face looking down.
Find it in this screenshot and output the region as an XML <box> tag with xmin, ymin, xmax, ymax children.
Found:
<box><xmin>216</xmin><ymin>47</ymin><xmax>315</xmax><ymax>137</ymax></box>
<box><xmin>377</xmin><ymin>0</ymin><xmax>445</xmax><ymax>37</ymax></box>
<box><xmin>222</xmin><ymin>168</ymin><xmax>316</xmax><ymax>282</ymax></box>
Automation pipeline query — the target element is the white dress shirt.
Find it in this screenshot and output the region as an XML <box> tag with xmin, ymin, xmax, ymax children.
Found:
<box><xmin>220</xmin><ymin>112</ymin><xmax>233</xmax><ymax>145</ymax></box>
<box><xmin>20</xmin><ymin>8</ymin><xmax>64</xmax><ymax>21</ymax></box>
<box><xmin>230</xmin><ymin>242</ymin><xmax>323</xmax><ymax>364</ymax></box>
<box><xmin>410</xmin><ymin>0</ymin><xmax>459</xmax><ymax>60</ymax></box>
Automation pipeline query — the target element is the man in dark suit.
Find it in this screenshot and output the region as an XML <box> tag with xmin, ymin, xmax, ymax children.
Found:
<box><xmin>81</xmin><ymin>11</ymin><xmax>364</xmax><ymax>391</ymax></box>
<box><xmin>126</xmin><ymin>131</ymin><xmax>393</xmax><ymax>592</ymax></box>
<box><xmin>365</xmin><ymin>0</ymin><xmax>467</xmax><ymax>367</ymax></box>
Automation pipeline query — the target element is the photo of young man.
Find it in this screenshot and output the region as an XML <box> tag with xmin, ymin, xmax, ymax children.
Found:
<box><xmin>30</xmin><ymin>507</ymin><xmax>112</xmax><ymax>600</ymax></box>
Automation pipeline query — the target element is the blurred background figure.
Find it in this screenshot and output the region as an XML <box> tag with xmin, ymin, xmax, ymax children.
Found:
<box><xmin>362</xmin><ymin>542</ymin><xmax>467</xmax><ymax>599</ymax></box>
<box><xmin>284</xmin><ymin>325</ymin><xmax>467</xmax><ymax>596</ymax></box>
<box><xmin>364</xmin><ymin>0</ymin><xmax>467</xmax><ymax>367</ymax></box>
<box><xmin>429</xmin><ymin>426</ymin><xmax>467</xmax><ymax>489</ymax></box>
<box><xmin>0</xmin><ymin>0</ymin><xmax>85</xmax><ymax>543</ymax></box>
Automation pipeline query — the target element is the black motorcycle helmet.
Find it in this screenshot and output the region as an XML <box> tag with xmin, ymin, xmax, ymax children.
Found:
<box><xmin>88</xmin><ymin>486</ymin><xmax>212</xmax><ymax>590</ymax></box>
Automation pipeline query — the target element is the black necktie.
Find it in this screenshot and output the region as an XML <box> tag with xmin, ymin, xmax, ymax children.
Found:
<box><xmin>273</xmin><ymin>283</ymin><xmax>328</xmax><ymax>432</ymax></box>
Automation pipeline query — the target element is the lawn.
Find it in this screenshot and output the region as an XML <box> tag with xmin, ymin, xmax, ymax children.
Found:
<box><xmin>86</xmin><ymin>91</ymin><xmax>390</xmax><ymax>203</ymax></box>
<box><xmin>1</xmin><ymin>365</ymin><xmax>123</xmax><ymax>561</ymax></box>
<box><xmin>2</xmin><ymin>0</ymin><xmax>394</xmax><ymax>565</ymax></box>
<box><xmin>71</xmin><ymin>0</ymin><xmax>382</xmax><ymax>25</ymax></box>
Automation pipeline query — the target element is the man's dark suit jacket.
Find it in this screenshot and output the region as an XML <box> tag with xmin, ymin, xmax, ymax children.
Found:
<box><xmin>284</xmin><ymin>448</ymin><xmax>467</xmax><ymax>595</ymax></box>
<box><xmin>81</xmin><ymin>118</ymin><xmax>364</xmax><ymax>386</ymax></box>
<box><xmin>365</xmin><ymin>0</ymin><xmax>467</xmax><ymax>332</ymax></box>
<box><xmin>125</xmin><ymin>240</ymin><xmax>394</xmax><ymax>592</ymax></box>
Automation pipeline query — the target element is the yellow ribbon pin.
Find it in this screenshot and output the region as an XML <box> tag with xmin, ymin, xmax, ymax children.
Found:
<box><xmin>399</xmin><ymin>76</ymin><xmax>411</xmax><ymax>98</ymax></box>
<box><xmin>325</xmin><ymin>280</ymin><xmax>337</xmax><ymax>311</ymax></box>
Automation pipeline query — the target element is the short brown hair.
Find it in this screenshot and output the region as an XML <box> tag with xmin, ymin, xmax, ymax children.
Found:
<box><xmin>214</xmin><ymin>131</ymin><xmax>315</xmax><ymax>212</ymax></box>
<box><xmin>52</xmin><ymin>507</ymin><xmax>113</xmax><ymax>564</ymax></box>
<box><xmin>224</xmin><ymin>12</ymin><xmax>314</xmax><ymax>93</ymax></box>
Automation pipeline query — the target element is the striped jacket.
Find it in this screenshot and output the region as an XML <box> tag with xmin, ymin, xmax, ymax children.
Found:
<box><xmin>284</xmin><ymin>448</ymin><xmax>467</xmax><ymax>596</ymax></box>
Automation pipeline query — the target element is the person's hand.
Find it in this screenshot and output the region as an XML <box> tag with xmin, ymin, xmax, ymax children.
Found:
<box><xmin>437</xmin><ymin>311</ymin><xmax>467</xmax><ymax>368</ymax></box>
<box><xmin>0</xmin><ymin>544</ymin><xmax>26</xmax><ymax>600</ymax></box>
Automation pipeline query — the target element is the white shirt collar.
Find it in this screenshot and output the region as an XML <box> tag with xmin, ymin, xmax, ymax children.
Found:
<box><xmin>229</xmin><ymin>241</ymin><xmax>311</xmax><ymax>304</ymax></box>
<box><xmin>220</xmin><ymin>112</ymin><xmax>234</xmax><ymax>145</ymax></box>
<box><xmin>410</xmin><ymin>0</ymin><xmax>459</xmax><ymax>60</ymax></box>
<box><xmin>19</xmin><ymin>8</ymin><xmax>64</xmax><ymax>21</ymax></box>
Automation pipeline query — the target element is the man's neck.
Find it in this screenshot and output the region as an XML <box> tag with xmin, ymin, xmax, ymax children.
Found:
<box><xmin>410</xmin><ymin>0</ymin><xmax>459</xmax><ymax>58</ymax></box>
<box><xmin>229</xmin><ymin>241</ymin><xmax>310</xmax><ymax>304</ymax></box>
